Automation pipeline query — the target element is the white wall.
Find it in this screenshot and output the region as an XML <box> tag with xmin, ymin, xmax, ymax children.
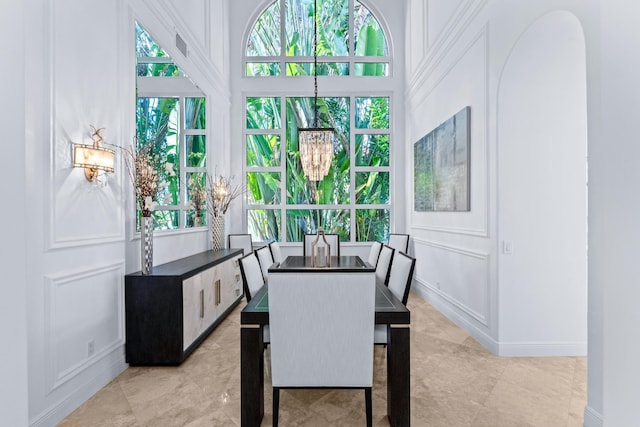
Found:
<box><xmin>586</xmin><ymin>2</ymin><xmax>640</xmax><ymax>425</ymax></box>
<box><xmin>497</xmin><ymin>11</ymin><xmax>587</xmax><ymax>355</ymax></box>
<box><xmin>405</xmin><ymin>0</ymin><xmax>588</xmax><ymax>356</ymax></box>
<box><xmin>0</xmin><ymin>1</ymin><xmax>29</xmax><ymax>425</ymax></box>
<box><xmin>14</xmin><ymin>0</ymin><xmax>232</xmax><ymax>425</ymax></box>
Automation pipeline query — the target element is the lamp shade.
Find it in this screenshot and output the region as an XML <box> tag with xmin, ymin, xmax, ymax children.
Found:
<box><xmin>73</xmin><ymin>144</ymin><xmax>115</xmax><ymax>181</ymax></box>
<box><xmin>299</xmin><ymin>127</ymin><xmax>334</xmax><ymax>181</ymax></box>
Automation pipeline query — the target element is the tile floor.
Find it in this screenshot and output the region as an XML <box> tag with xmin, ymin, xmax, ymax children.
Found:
<box><xmin>59</xmin><ymin>293</ymin><xmax>586</xmax><ymax>426</ymax></box>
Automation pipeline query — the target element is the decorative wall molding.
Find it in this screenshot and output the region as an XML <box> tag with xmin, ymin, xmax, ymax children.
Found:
<box><xmin>412</xmin><ymin>237</ymin><xmax>490</xmax><ymax>325</ymax></box>
<box><xmin>408</xmin><ymin>26</ymin><xmax>490</xmax><ymax>238</ymax></box>
<box><xmin>412</xmin><ymin>280</ymin><xmax>498</xmax><ymax>354</ymax></box>
<box><xmin>407</xmin><ymin>0</ymin><xmax>487</xmax><ymax>94</ymax></box>
<box><xmin>44</xmin><ymin>261</ymin><xmax>125</xmax><ymax>394</ymax></box>
<box><xmin>47</xmin><ymin>0</ymin><xmax>125</xmax><ymax>250</ymax></box>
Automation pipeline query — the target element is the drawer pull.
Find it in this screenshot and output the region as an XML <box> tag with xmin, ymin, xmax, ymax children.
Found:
<box><xmin>199</xmin><ymin>289</ymin><xmax>204</xmax><ymax>319</ymax></box>
<box><xmin>215</xmin><ymin>279</ymin><xmax>221</xmax><ymax>305</ymax></box>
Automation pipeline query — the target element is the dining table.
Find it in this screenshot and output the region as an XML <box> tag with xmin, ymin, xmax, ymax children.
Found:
<box><xmin>240</xmin><ymin>255</ymin><xmax>411</xmax><ymax>426</ymax></box>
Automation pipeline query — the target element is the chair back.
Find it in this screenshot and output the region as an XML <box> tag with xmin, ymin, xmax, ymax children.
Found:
<box><xmin>303</xmin><ymin>233</ymin><xmax>340</xmax><ymax>257</ymax></box>
<box><xmin>269</xmin><ymin>272</ymin><xmax>375</xmax><ymax>388</ymax></box>
<box><xmin>228</xmin><ymin>234</ymin><xmax>253</xmax><ymax>256</ymax></box>
<box><xmin>255</xmin><ymin>245</ymin><xmax>274</xmax><ymax>282</ymax></box>
<box><xmin>387</xmin><ymin>251</ymin><xmax>416</xmax><ymax>305</ymax></box>
<box><xmin>269</xmin><ymin>241</ymin><xmax>284</xmax><ymax>263</ymax></box>
<box><xmin>387</xmin><ymin>233</ymin><xmax>410</xmax><ymax>253</ymax></box>
<box><xmin>375</xmin><ymin>245</ymin><xmax>395</xmax><ymax>286</ymax></box>
<box><xmin>367</xmin><ymin>241</ymin><xmax>383</xmax><ymax>267</ymax></box>
<box><xmin>238</xmin><ymin>253</ymin><xmax>264</xmax><ymax>301</ymax></box>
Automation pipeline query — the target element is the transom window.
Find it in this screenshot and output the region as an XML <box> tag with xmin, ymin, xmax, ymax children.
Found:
<box><xmin>244</xmin><ymin>0</ymin><xmax>391</xmax><ymax>243</ymax></box>
<box><xmin>135</xmin><ymin>23</ymin><xmax>207</xmax><ymax>230</ymax></box>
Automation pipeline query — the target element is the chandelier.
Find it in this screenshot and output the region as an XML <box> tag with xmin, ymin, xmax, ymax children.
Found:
<box><xmin>298</xmin><ymin>0</ymin><xmax>334</xmax><ymax>182</ymax></box>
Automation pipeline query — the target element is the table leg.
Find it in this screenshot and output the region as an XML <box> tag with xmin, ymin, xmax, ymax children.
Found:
<box><xmin>241</xmin><ymin>326</ymin><xmax>264</xmax><ymax>426</ymax></box>
<box><xmin>387</xmin><ymin>325</ymin><xmax>410</xmax><ymax>427</ymax></box>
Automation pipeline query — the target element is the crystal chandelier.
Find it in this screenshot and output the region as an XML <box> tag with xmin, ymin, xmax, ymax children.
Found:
<box><xmin>298</xmin><ymin>0</ymin><xmax>334</xmax><ymax>182</ymax></box>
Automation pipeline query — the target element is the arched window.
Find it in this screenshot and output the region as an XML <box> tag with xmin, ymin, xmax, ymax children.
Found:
<box><xmin>243</xmin><ymin>0</ymin><xmax>391</xmax><ymax>243</ymax></box>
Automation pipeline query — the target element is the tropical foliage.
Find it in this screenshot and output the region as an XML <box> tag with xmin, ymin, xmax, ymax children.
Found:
<box><xmin>245</xmin><ymin>0</ymin><xmax>390</xmax><ymax>243</ymax></box>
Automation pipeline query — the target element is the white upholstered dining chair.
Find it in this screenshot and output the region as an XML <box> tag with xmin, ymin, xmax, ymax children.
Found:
<box><xmin>387</xmin><ymin>233</ymin><xmax>410</xmax><ymax>253</ymax></box>
<box><xmin>268</xmin><ymin>272</ymin><xmax>375</xmax><ymax>426</ymax></box>
<box><xmin>375</xmin><ymin>245</ymin><xmax>395</xmax><ymax>287</ymax></box>
<box><xmin>367</xmin><ymin>241</ymin><xmax>383</xmax><ymax>268</ymax></box>
<box><xmin>255</xmin><ymin>245</ymin><xmax>274</xmax><ymax>282</ymax></box>
<box><xmin>303</xmin><ymin>233</ymin><xmax>340</xmax><ymax>257</ymax></box>
<box><xmin>268</xmin><ymin>241</ymin><xmax>284</xmax><ymax>263</ymax></box>
<box><xmin>374</xmin><ymin>251</ymin><xmax>416</xmax><ymax>344</ymax></box>
<box><xmin>228</xmin><ymin>233</ymin><xmax>253</xmax><ymax>256</ymax></box>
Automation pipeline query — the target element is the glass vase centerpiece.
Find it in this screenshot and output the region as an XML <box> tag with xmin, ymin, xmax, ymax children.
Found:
<box><xmin>207</xmin><ymin>171</ymin><xmax>245</xmax><ymax>251</ymax></box>
<box><xmin>311</xmin><ymin>228</ymin><xmax>331</xmax><ymax>268</ymax></box>
<box><xmin>123</xmin><ymin>139</ymin><xmax>172</xmax><ymax>275</ymax></box>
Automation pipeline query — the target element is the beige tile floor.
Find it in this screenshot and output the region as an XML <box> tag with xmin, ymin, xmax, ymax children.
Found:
<box><xmin>59</xmin><ymin>293</ymin><xmax>586</xmax><ymax>426</ymax></box>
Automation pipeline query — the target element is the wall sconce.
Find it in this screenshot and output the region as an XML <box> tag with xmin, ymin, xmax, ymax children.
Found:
<box><xmin>73</xmin><ymin>125</ymin><xmax>115</xmax><ymax>182</ymax></box>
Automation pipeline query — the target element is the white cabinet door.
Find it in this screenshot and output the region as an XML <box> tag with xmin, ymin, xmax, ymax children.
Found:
<box><xmin>219</xmin><ymin>255</ymin><xmax>242</xmax><ymax>314</ymax></box>
<box><xmin>201</xmin><ymin>265</ymin><xmax>219</xmax><ymax>328</ymax></box>
<box><xmin>182</xmin><ymin>274</ymin><xmax>204</xmax><ymax>350</ymax></box>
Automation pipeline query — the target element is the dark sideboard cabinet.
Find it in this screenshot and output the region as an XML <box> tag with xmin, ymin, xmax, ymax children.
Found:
<box><xmin>125</xmin><ymin>249</ymin><xmax>244</xmax><ymax>365</ymax></box>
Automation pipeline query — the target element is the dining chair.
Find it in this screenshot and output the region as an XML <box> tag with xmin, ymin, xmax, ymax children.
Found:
<box><xmin>375</xmin><ymin>245</ymin><xmax>395</xmax><ymax>287</ymax></box>
<box><xmin>303</xmin><ymin>233</ymin><xmax>340</xmax><ymax>257</ymax></box>
<box><xmin>367</xmin><ymin>241</ymin><xmax>383</xmax><ymax>268</ymax></box>
<box><xmin>387</xmin><ymin>233</ymin><xmax>410</xmax><ymax>253</ymax></box>
<box><xmin>374</xmin><ymin>251</ymin><xmax>416</xmax><ymax>344</ymax></box>
<box><xmin>238</xmin><ymin>252</ymin><xmax>264</xmax><ymax>302</ymax></box>
<box><xmin>269</xmin><ymin>241</ymin><xmax>284</xmax><ymax>263</ymax></box>
<box><xmin>255</xmin><ymin>245</ymin><xmax>274</xmax><ymax>282</ymax></box>
<box><xmin>228</xmin><ymin>233</ymin><xmax>253</xmax><ymax>256</ymax></box>
<box><xmin>268</xmin><ymin>272</ymin><xmax>375</xmax><ymax>427</ymax></box>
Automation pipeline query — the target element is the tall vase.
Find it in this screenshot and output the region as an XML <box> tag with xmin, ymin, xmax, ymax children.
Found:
<box><xmin>212</xmin><ymin>215</ymin><xmax>225</xmax><ymax>251</ymax></box>
<box><xmin>141</xmin><ymin>216</ymin><xmax>153</xmax><ymax>275</ymax></box>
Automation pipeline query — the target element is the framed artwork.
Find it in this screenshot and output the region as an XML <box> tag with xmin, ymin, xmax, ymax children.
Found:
<box><xmin>414</xmin><ymin>106</ymin><xmax>470</xmax><ymax>212</ymax></box>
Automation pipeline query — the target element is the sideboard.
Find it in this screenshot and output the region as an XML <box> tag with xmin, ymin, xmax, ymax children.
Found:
<box><xmin>125</xmin><ymin>249</ymin><xmax>244</xmax><ymax>365</ymax></box>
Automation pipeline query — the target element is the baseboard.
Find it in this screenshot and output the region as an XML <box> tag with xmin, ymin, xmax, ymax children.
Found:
<box><xmin>498</xmin><ymin>341</ymin><xmax>587</xmax><ymax>357</ymax></box>
<box><xmin>412</xmin><ymin>281</ymin><xmax>587</xmax><ymax>357</ymax></box>
<box><xmin>583</xmin><ymin>405</ymin><xmax>603</xmax><ymax>427</ymax></box>
<box><xmin>30</xmin><ymin>351</ymin><xmax>127</xmax><ymax>427</ymax></box>
<box><xmin>412</xmin><ymin>281</ymin><xmax>499</xmax><ymax>354</ymax></box>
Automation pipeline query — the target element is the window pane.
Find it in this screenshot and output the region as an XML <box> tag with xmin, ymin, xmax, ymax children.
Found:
<box><xmin>247</xmin><ymin>134</ymin><xmax>281</xmax><ymax>167</ymax></box>
<box><xmin>354</xmin><ymin>62</ymin><xmax>388</xmax><ymax>76</ymax></box>
<box><xmin>186</xmin><ymin>135</ymin><xmax>206</xmax><ymax>168</ymax></box>
<box><xmin>356</xmin><ymin>209</ymin><xmax>389</xmax><ymax>242</ymax></box>
<box><xmin>246</xmin><ymin>62</ymin><xmax>281</xmax><ymax>76</ymax></box>
<box><xmin>185</xmin><ymin>98</ymin><xmax>205</xmax><ymax>129</ymax></box>
<box><xmin>286</xmin><ymin>96</ymin><xmax>350</xmax><ymax>205</ymax></box>
<box><xmin>354</xmin><ymin>2</ymin><xmax>388</xmax><ymax>56</ymax></box>
<box><xmin>151</xmin><ymin>210</ymin><xmax>179</xmax><ymax>230</ymax></box>
<box><xmin>356</xmin><ymin>171</ymin><xmax>389</xmax><ymax>204</ymax></box>
<box><xmin>246</xmin><ymin>97</ymin><xmax>282</xmax><ymax>129</ymax></box>
<box><xmin>286</xmin><ymin>62</ymin><xmax>349</xmax><ymax>76</ymax></box>
<box><xmin>248</xmin><ymin>209</ymin><xmax>282</xmax><ymax>242</ymax></box>
<box><xmin>285</xmin><ymin>209</ymin><xmax>350</xmax><ymax>242</ymax></box>
<box><xmin>355</xmin><ymin>97</ymin><xmax>389</xmax><ymax>129</ymax></box>
<box><xmin>136</xmin><ymin>97</ymin><xmax>180</xmax><ymax>207</ymax></box>
<box><xmin>285</xmin><ymin>0</ymin><xmax>349</xmax><ymax>57</ymax></box>
<box><xmin>136</xmin><ymin>23</ymin><xmax>183</xmax><ymax>77</ymax></box>
<box><xmin>247</xmin><ymin>2</ymin><xmax>280</xmax><ymax>56</ymax></box>
<box><xmin>356</xmin><ymin>134</ymin><xmax>389</xmax><ymax>166</ymax></box>
<box><xmin>247</xmin><ymin>172</ymin><xmax>281</xmax><ymax>205</ymax></box>
<box><xmin>186</xmin><ymin>210</ymin><xmax>207</xmax><ymax>228</ymax></box>
<box><xmin>186</xmin><ymin>172</ymin><xmax>207</xmax><ymax>210</ymax></box>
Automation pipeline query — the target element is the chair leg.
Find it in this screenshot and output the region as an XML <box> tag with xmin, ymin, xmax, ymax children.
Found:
<box><xmin>273</xmin><ymin>387</ymin><xmax>280</xmax><ymax>427</ymax></box>
<box><xmin>365</xmin><ymin>387</ymin><xmax>372</xmax><ymax>427</ymax></box>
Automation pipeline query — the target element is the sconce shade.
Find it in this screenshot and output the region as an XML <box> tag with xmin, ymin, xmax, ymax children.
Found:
<box><xmin>73</xmin><ymin>144</ymin><xmax>115</xmax><ymax>181</ymax></box>
<box><xmin>299</xmin><ymin>127</ymin><xmax>334</xmax><ymax>182</ymax></box>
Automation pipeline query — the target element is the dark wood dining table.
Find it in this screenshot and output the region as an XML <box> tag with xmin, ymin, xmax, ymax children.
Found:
<box><xmin>240</xmin><ymin>255</ymin><xmax>411</xmax><ymax>426</ymax></box>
